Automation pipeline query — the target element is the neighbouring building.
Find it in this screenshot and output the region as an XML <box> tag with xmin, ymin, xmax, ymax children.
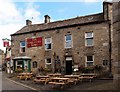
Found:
<box><xmin>4</xmin><ymin>46</ymin><xmax>13</xmax><ymax>73</ymax></box>
<box><xmin>0</xmin><ymin>49</ymin><xmax>4</xmax><ymax>67</ymax></box>
<box><xmin>112</xmin><ymin>1</ymin><xmax>120</xmax><ymax>90</ymax></box>
<box><xmin>11</xmin><ymin>2</ymin><xmax>113</xmax><ymax>74</ymax></box>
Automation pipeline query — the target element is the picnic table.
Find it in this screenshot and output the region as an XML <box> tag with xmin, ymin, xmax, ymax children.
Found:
<box><xmin>64</xmin><ymin>75</ymin><xmax>80</xmax><ymax>85</ymax></box>
<box><xmin>34</xmin><ymin>75</ymin><xmax>49</xmax><ymax>85</ymax></box>
<box><xmin>48</xmin><ymin>73</ymin><xmax>62</xmax><ymax>78</ymax></box>
<box><xmin>79</xmin><ymin>73</ymin><xmax>96</xmax><ymax>82</ymax></box>
<box><xmin>17</xmin><ymin>72</ymin><xmax>33</xmax><ymax>80</ymax></box>
<box><xmin>49</xmin><ymin>77</ymin><xmax>69</xmax><ymax>89</ymax></box>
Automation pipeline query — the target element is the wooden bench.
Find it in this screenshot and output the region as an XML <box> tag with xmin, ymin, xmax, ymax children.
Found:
<box><xmin>48</xmin><ymin>77</ymin><xmax>69</xmax><ymax>89</ymax></box>
<box><xmin>79</xmin><ymin>74</ymin><xmax>96</xmax><ymax>82</ymax></box>
<box><xmin>34</xmin><ymin>76</ymin><xmax>49</xmax><ymax>85</ymax></box>
<box><xmin>64</xmin><ymin>75</ymin><xmax>80</xmax><ymax>85</ymax></box>
<box><xmin>17</xmin><ymin>73</ymin><xmax>33</xmax><ymax>80</ymax></box>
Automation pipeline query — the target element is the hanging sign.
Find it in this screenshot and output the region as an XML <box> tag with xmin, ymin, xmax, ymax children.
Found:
<box><xmin>3</xmin><ymin>38</ymin><xmax>10</xmax><ymax>47</ymax></box>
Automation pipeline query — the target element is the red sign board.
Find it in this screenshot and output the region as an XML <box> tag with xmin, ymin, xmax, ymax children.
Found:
<box><xmin>3</xmin><ymin>41</ymin><xmax>9</xmax><ymax>47</ymax></box>
<box><xmin>27</xmin><ymin>37</ymin><xmax>42</xmax><ymax>48</ymax></box>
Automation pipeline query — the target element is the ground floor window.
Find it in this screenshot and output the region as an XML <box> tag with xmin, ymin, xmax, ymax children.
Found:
<box><xmin>86</xmin><ymin>55</ymin><xmax>94</xmax><ymax>67</ymax></box>
<box><xmin>13</xmin><ymin>58</ymin><xmax>31</xmax><ymax>72</ymax></box>
<box><xmin>45</xmin><ymin>58</ymin><xmax>52</xmax><ymax>69</ymax></box>
<box><xmin>33</xmin><ymin>61</ymin><xmax>37</xmax><ymax>68</ymax></box>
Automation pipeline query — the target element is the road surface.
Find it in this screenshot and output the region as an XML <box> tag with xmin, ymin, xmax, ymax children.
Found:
<box><xmin>1</xmin><ymin>72</ymin><xmax>37</xmax><ymax>92</ymax></box>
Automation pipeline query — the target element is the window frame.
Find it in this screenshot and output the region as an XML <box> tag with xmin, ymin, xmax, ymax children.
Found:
<box><xmin>85</xmin><ymin>32</ymin><xmax>94</xmax><ymax>46</ymax></box>
<box><xmin>45</xmin><ymin>58</ymin><xmax>52</xmax><ymax>68</ymax></box>
<box><xmin>20</xmin><ymin>41</ymin><xmax>26</xmax><ymax>53</ymax></box>
<box><xmin>33</xmin><ymin>61</ymin><xmax>38</xmax><ymax>68</ymax></box>
<box><xmin>45</xmin><ymin>37</ymin><xmax>52</xmax><ymax>50</ymax></box>
<box><xmin>65</xmin><ymin>34</ymin><xmax>72</xmax><ymax>48</ymax></box>
<box><xmin>85</xmin><ymin>55</ymin><xmax>94</xmax><ymax>67</ymax></box>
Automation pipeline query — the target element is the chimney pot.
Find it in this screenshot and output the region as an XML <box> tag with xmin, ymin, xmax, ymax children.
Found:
<box><xmin>26</xmin><ymin>20</ymin><xmax>32</xmax><ymax>25</ymax></box>
<box><xmin>44</xmin><ymin>15</ymin><xmax>50</xmax><ymax>23</ymax></box>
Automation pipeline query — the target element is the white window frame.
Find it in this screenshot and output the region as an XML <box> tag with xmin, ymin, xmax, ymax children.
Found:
<box><xmin>85</xmin><ymin>32</ymin><xmax>93</xmax><ymax>46</ymax></box>
<box><xmin>85</xmin><ymin>55</ymin><xmax>94</xmax><ymax>67</ymax></box>
<box><xmin>65</xmin><ymin>34</ymin><xmax>72</xmax><ymax>48</ymax></box>
<box><xmin>45</xmin><ymin>37</ymin><xmax>52</xmax><ymax>50</ymax></box>
<box><xmin>45</xmin><ymin>58</ymin><xmax>52</xmax><ymax>68</ymax></box>
<box><xmin>20</xmin><ymin>41</ymin><xmax>26</xmax><ymax>53</ymax></box>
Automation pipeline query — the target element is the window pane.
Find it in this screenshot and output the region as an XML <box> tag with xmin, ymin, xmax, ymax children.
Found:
<box><xmin>21</xmin><ymin>47</ymin><xmax>25</xmax><ymax>52</ymax></box>
<box><xmin>66</xmin><ymin>41</ymin><xmax>72</xmax><ymax>48</ymax></box>
<box><xmin>46</xmin><ymin>59</ymin><xmax>51</xmax><ymax>63</ymax></box>
<box><xmin>86</xmin><ymin>38</ymin><xmax>93</xmax><ymax>46</ymax></box>
<box><xmin>86</xmin><ymin>32</ymin><xmax>93</xmax><ymax>38</ymax></box>
<box><xmin>17</xmin><ymin>60</ymin><xmax>23</xmax><ymax>65</ymax></box>
<box><xmin>66</xmin><ymin>35</ymin><xmax>71</xmax><ymax>41</ymax></box>
<box><xmin>20</xmin><ymin>41</ymin><xmax>25</xmax><ymax>47</ymax></box>
<box><xmin>33</xmin><ymin>61</ymin><xmax>37</xmax><ymax>68</ymax></box>
<box><xmin>87</xmin><ymin>56</ymin><xmax>93</xmax><ymax>61</ymax></box>
<box><xmin>45</xmin><ymin>38</ymin><xmax>51</xmax><ymax>43</ymax></box>
<box><xmin>45</xmin><ymin>44</ymin><xmax>51</xmax><ymax>49</ymax></box>
<box><xmin>87</xmin><ymin>62</ymin><xmax>93</xmax><ymax>66</ymax></box>
<box><xmin>103</xmin><ymin>60</ymin><xmax>108</xmax><ymax>66</ymax></box>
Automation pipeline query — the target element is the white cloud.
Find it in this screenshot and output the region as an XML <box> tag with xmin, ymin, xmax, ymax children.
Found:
<box><xmin>8</xmin><ymin>0</ymin><xmax>105</xmax><ymax>2</ymax></box>
<box><xmin>0</xmin><ymin>0</ymin><xmax>42</xmax><ymax>51</ymax></box>
<box><xmin>23</xmin><ymin>2</ymin><xmax>42</xmax><ymax>24</ymax></box>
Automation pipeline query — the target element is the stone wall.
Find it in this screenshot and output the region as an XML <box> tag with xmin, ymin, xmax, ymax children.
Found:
<box><xmin>112</xmin><ymin>1</ymin><xmax>120</xmax><ymax>90</ymax></box>
<box><xmin>11</xmin><ymin>22</ymin><xmax>110</xmax><ymax>71</ymax></box>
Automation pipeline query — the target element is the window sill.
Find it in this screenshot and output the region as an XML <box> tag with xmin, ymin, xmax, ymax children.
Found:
<box><xmin>85</xmin><ymin>46</ymin><xmax>94</xmax><ymax>48</ymax></box>
<box><xmin>45</xmin><ymin>49</ymin><xmax>52</xmax><ymax>51</ymax></box>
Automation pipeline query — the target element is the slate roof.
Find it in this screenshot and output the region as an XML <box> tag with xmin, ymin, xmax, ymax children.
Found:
<box><xmin>11</xmin><ymin>13</ymin><xmax>104</xmax><ymax>36</ymax></box>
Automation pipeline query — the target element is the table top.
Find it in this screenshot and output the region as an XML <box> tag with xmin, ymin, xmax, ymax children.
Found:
<box><xmin>51</xmin><ymin>77</ymin><xmax>69</xmax><ymax>80</ymax></box>
<box><xmin>19</xmin><ymin>72</ymin><xmax>33</xmax><ymax>75</ymax></box>
<box><xmin>48</xmin><ymin>73</ymin><xmax>62</xmax><ymax>76</ymax></box>
<box><xmin>80</xmin><ymin>73</ymin><xmax>96</xmax><ymax>76</ymax></box>
<box><xmin>36</xmin><ymin>75</ymin><xmax>49</xmax><ymax>78</ymax></box>
<box><xmin>64</xmin><ymin>75</ymin><xmax>80</xmax><ymax>77</ymax></box>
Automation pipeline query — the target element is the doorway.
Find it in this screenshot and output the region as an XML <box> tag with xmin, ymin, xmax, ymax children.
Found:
<box><xmin>65</xmin><ymin>57</ymin><xmax>72</xmax><ymax>75</ymax></box>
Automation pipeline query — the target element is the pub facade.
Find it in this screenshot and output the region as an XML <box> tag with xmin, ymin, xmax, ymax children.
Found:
<box><xmin>11</xmin><ymin>2</ymin><xmax>113</xmax><ymax>74</ymax></box>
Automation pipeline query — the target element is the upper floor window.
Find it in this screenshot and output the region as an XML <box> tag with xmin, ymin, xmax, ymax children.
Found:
<box><xmin>85</xmin><ymin>32</ymin><xmax>93</xmax><ymax>46</ymax></box>
<box><xmin>86</xmin><ymin>55</ymin><xmax>94</xmax><ymax>67</ymax></box>
<box><xmin>20</xmin><ymin>41</ymin><xmax>26</xmax><ymax>53</ymax></box>
<box><xmin>65</xmin><ymin>34</ymin><xmax>72</xmax><ymax>48</ymax></box>
<box><xmin>45</xmin><ymin>37</ymin><xmax>52</xmax><ymax>50</ymax></box>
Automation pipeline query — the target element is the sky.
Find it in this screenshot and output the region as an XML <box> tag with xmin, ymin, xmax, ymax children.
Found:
<box><xmin>0</xmin><ymin>0</ymin><xmax>112</xmax><ymax>52</ymax></box>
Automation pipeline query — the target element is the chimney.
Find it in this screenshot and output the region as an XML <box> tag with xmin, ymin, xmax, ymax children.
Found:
<box><xmin>103</xmin><ymin>1</ymin><xmax>112</xmax><ymax>21</ymax></box>
<box><xmin>26</xmin><ymin>20</ymin><xmax>32</xmax><ymax>25</ymax></box>
<box><xmin>44</xmin><ymin>15</ymin><xmax>50</xmax><ymax>23</ymax></box>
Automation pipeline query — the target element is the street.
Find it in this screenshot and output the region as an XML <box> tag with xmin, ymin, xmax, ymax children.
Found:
<box><xmin>1</xmin><ymin>72</ymin><xmax>37</xmax><ymax>92</ymax></box>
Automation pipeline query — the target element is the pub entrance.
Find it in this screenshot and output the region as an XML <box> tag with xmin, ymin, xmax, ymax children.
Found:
<box><xmin>65</xmin><ymin>57</ymin><xmax>72</xmax><ymax>75</ymax></box>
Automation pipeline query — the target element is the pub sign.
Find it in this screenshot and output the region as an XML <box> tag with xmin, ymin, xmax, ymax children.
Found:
<box><xmin>27</xmin><ymin>37</ymin><xmax>42</xmax><ymax>48</ymax></box>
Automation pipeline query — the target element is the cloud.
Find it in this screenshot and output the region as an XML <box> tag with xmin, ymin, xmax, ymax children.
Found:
<box><xmin>0</xmin><ymin>0</ymin><xmax>42</xmax><ymax>51</ymax></box>
<box><xmin>23</xmin><ymin>2</ymin><xmax>42</xmax><ymax>24</ymax></box>
<box><xmin>7</xmin><ymin>0</ymin><xmax>105</xmax><ymax>2</ymax></box>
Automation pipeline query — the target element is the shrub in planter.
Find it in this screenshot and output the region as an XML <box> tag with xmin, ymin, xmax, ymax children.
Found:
<box><xmin>78</xmin><ymin>65</ymin><xmax>84</xmax><ymax>73</ymax></box>
<box><xmin>78</xmin><ymin>65</ymin><xmax>94</xmax><ymax>73</ymax></box>
<box><xmin>15</xmin><ymin>68</ymin><xmax>23</xmax><ymax>73</ymax></box>
<box><xmin>82</xmin><ymin>67</ymin><xmax>94</xmax><ymax>73</ymax></box>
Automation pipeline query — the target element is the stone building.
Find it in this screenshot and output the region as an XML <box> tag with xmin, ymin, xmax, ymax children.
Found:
<box><xmin>11</xmin><ymin>2</ymin><xmax>112</xmax><ymax>74</ymax></box>
<box><xmin>112</xmin><ymin>1</ymin><xmax>120</xmax><ymax>90</ymax></box>
<box><xmin>0</xmin><ymin>49</ymin><xmax>4</xmax><ymax>67</ymax></box>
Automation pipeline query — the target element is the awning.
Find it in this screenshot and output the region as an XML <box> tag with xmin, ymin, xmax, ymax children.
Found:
<box><xmin>13</xmin><ymin>56</ymin><xmax>31</xmax><ymax>60</ymax></box>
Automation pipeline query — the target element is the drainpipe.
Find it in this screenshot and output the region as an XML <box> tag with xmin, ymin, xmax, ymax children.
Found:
<box><xmin>108</xmin><ymin>21</ymin><xmax>113</xmax><ymax>78</ymax></box>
